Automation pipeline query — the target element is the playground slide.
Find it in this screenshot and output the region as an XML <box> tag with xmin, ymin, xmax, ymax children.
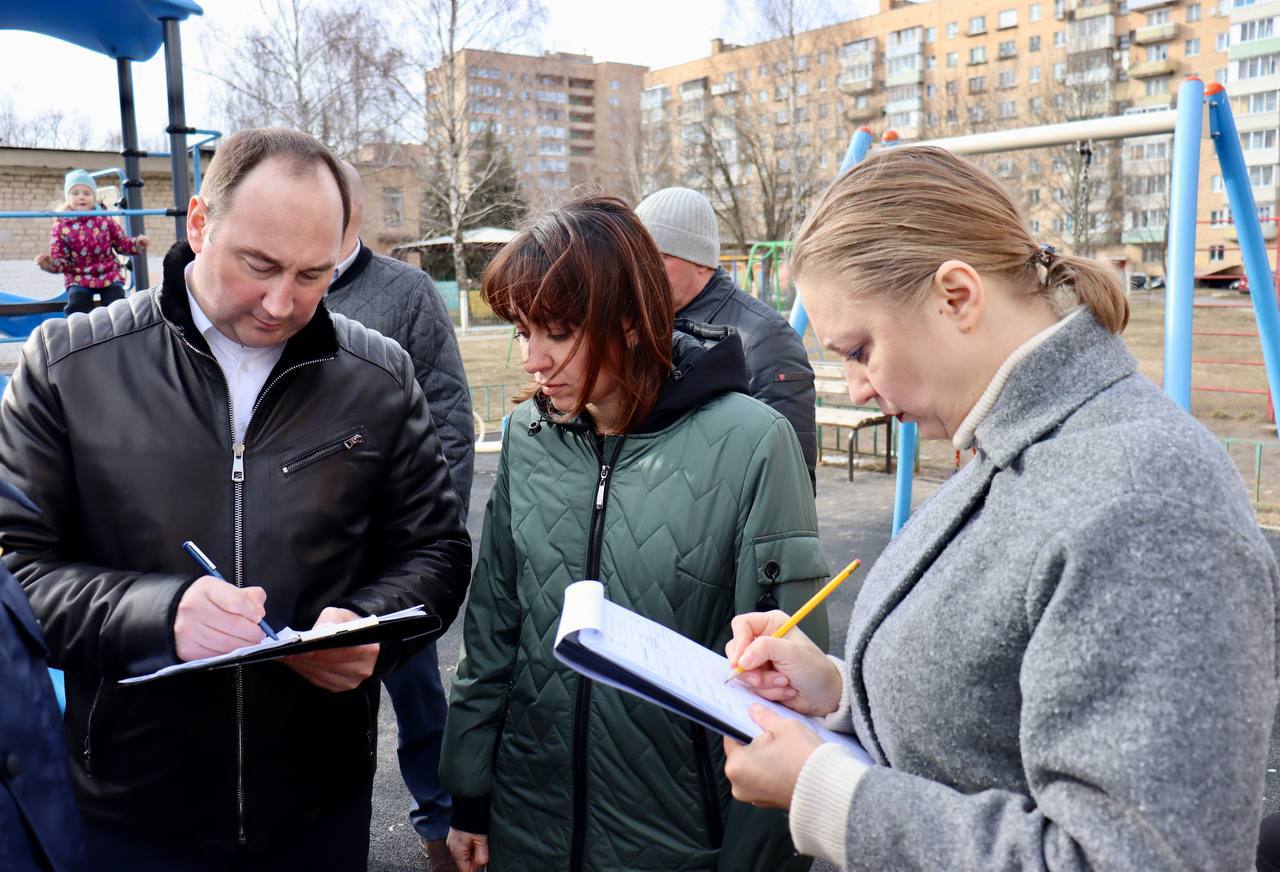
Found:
<box><xmin>0</xmin><ymin>289</ymin><xmax>67</xmax><ymax>339</ymax></box>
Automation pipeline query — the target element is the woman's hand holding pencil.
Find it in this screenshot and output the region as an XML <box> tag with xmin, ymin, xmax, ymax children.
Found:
<box><xmin>724</xmin><ymin>557</ymin><xmax>861</xmax><ymax>718</ymax></box>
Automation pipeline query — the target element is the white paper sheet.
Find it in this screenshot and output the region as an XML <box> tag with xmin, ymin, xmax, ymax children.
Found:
<box><xmin>555</xmin><ymin>581</ymin><xmax>870</xmax><ymax>760</ymax></box>
<box><xmin>120</xmin><ymin>605</ymin><xmax>428</xmax><ymax>685</ymax></box>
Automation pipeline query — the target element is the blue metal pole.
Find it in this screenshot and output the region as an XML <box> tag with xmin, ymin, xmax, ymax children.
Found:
<box><xmin>1206</xmin><ymin>83</ymin><xmax>1280</xmax><ymax>428</ymax></box>
<box><xmin>788</xmin><ymin>127</ymin><xmax>877</xmax><ymax>335</ymax></box>
<box><xmin>0</xmin><ymin>209</ymin><xmax>172</xmax><ymax>219</ymax></box>
<box><xmin>1162</xmin><ymin>76</ymin><xmax>1205</xmax><ymax>412</ymax></box>
<box><xmin>876</xmin><ymin>130</ymin><xmax>917</xmax><ymax>536</ymax></box>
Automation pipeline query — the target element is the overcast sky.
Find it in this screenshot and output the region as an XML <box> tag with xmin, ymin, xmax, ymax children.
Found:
<box><xmin>0</xmin><ymin>0</ymin><xmax>770</xmax><ymax>148</ymax></box>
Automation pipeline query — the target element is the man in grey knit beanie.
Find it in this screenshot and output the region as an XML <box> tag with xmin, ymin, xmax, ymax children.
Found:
<box><xmin>636</xmin><ymin>187</ymin><xmax>817</xmax><ymax>488</ymax></box>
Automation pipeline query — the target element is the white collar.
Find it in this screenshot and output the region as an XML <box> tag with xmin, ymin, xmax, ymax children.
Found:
<box><xmin>952</xmin><ymin>307</ymin><xmax>1084</xmax><ymax>451</ymax></box>
<box><xmin>331</xmin><ymin>240</ymin><xmax>363</xmax><ymax>285</ymax></box>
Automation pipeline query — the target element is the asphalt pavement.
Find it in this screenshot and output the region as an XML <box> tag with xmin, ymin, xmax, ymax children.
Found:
<box><xmin>367</xmin><ymin>454</ymin><xmax>1280</xmax><ymax>870</ymax></box>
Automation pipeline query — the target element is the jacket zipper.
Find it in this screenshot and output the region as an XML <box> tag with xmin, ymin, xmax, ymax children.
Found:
<box><xmin>180</xmin><ymin>333</ymin><xmax>332</xmax><ymax>846</ymax></box>
<box><xmin>280</xmin><ymin>432</ymin><xmax>364</xmax><ymax>475</ymax></box>
<box><xmin>82</xmin><ymin>676</ymin><xmax>105</xmax><ymax>777</ymax></box>
<box><xmin>570</xmin><ymin>436</ymin><xmax>624</xmax><ymax>872</ymax></box>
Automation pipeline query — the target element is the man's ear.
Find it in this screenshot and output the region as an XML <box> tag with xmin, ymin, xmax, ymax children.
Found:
<box><xmin>187</xmin><ymin>196</ymin><xmax>209</xmax><ymax>253</ymax></box>
<box><xmin>931</xmin><ymin>260</ymin><xmax>985</xmax><ymax>334</ymax></box>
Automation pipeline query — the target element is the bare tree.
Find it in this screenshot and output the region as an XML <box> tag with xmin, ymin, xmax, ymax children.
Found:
<box><xmin>0</xmin><ymin>96</ymin><xmax>95</xmax><ymax>149</ymax></box>
<box><xmin>390</xmin><ymin>0</ymin><xmax>545</xmax><ymax>299</ymax></box>
<box><xmin>613</xmin><ymin>105</ymin><xmax>675</xmax><ymax>205</ymax></box>
<box><xmin>202</xmin><ymin>0</ymin><xmax>406</xmax><ymax>159</ymax></box>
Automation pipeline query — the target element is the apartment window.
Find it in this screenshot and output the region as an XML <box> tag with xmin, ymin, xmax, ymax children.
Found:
<box><xmin>947</xmin><ymin>21</ymin><xmax>959</xmax><ymax>38</ymax></box>
<box><xmin>969</xmin><ymin>75</ymin><xmax>987</xmax><ymax>92</ymax></box>
<box><xmin>1141</xmin><ymin>246</ymin><xmax>1162</xmax><ymax>263</ymax></box>
<box><xmin>535</xmin><ymin>125</ymin><xmax>567</xmax><ymax>138</ymax></box>
<box><xmin>1147</xmin><ymin>44</ymin><xmax>1169</xmax><ymax>62</ymax></box>
<box><xmin>1208</xmin><ymin>245</ymin><xmax>1225</xmax><ymax>262</ymax></box>
<box><xmin>382</xmin><ymin>187</ymin><xmax>403</xmax><ymax>226</ymax></box>
<box><xmin>610</xmin><ymin>80</ymin><xmax>620</xmax><ymax>90</ymax></box>
<box><xmin>1186</xmin><ymin>2</ymin><xmax>1201</xmax><ymax>22</ymax></box>
<box><xmin>970</xmin><ymin>46</ymin><xmax>988</xmax><ymax>64</ymax></box>
<box><xmin>1246</xmin><ymin>91</ymin><xmax>1278</xmax><ymax>113</ymax></box>
<box><xmin>999</xmin><ymin>9</ymin><xmax>1018</xmax><ymax>28</ymax></box>
<box><xmin>999</xmin><ymin>68</ymin><xmax>1018</xmax><ymax>87</ymax></box>
<box><xmin>817</xmin><ymin>77</ymin><xmax>828</xmax><ymax>91</ymax></box>
<box><xmin>1030</xmin><ymin>219</ymin><xmax>1041</xmax><ymax>234</ymax></box>
<box><xmin>759</xmin><ymin>89</ymin><xmax>768</xmax><ymax>102</ymax></box>
<box><xmin>1216</xmin><ymin>67</ymin><xmax>1229</xmax><ymax>83</ymax></box>
<box><xmin>1244</xmin><ymin>166</ymin><xmax>1274</xmax><ymax>188</ymax></box>
<box><xmin>1186</xmin><ymin>38</ymin><xmax>1200</xmax><ymax>57</ymax></box>
<box><xmin>997</xmin><ymin>159</ymin><xmax>1016</xmax><ymax>176</ymax></box>
<box><xmin>999</xmin><ymin>100</ymin><xmax>1018</xmax><ymax>117</ymax></box>
<box><xmin>927</xmin><ymin>26</ymin><xmax>937</xmax><ymax>42</ymax></box>
<box><xmin>817</xmin><ymin>51</ymin><xmax>827</xmax><ymax>65</ymax></box>
<box><xmin>1244</xmin><ymin>129</ymin><xmax>1279</xmax><ymax>150</ymax></box>
<box><xmin>1217</xmin><ymin>32</ymin><xmax>1229</xmax><ymax>52</ymax></box>
<box><xmin>759</xmin><ymin>64</ymin><xmax>768</xmax><ymax>77</ymax></box>
<box><xmin>969</xmin><ymin>104</ymin><xmax>988</xmax><ymax>121</ymax></box>
<box><xmin>1029</xmin><ymin>65</ymin><xmax>1042</xmax><ymax>83</ymax></box>
<box><xmin>1237</xmin><ymin>19</ymin><xmax>1276</xmax><ymax>43</ymax></box>
<box><xmin>969</xmin><ymin>16</ymin><xmax>987</xmax><ymax>34</ymax></box>
<box><xmin>1236</xmin><ymin>53</ymin><xmax>1280</xmax><ymax>80</ymax></box>
<box><xmin>1210</xmin><ymin>208</ymin><xmax>1230</xmax><ymax>227</ymax></box>
<box><xmin>1211</xmin><ymin>174</ymin><xmax>1223</xmax><ymax>192</ymax></box>
<box><xmin>1053</xmin><ymin>30</ymin><xmax>1066</xmax><ymax>48</ymax></box>
<box><xmin>999</xmin><ymin>39</ymin><xmax>1017</xmax><ymax>58</ymax></box>
<box><xmin>926</xmin><ymin>83</ymin><xmax>937</xmax><ymax>96</ymax></box>
<box><xmin>819</xmin><ymin>102</ymin><xmax>829</xmax><ymax>118</ymax></box>
<box><xmin>1146</xmin><ymin>10</ymin><xmax>1170</xmax><ymax>25</ymax></box>
<box><xmin>928</xmin><ymin>55</ymin><xmax>938</xmax><ymax>69</ymax></box>
<box><xmin>1053</xmin><ymin>61</ymin><xmax>1067</xmax><ymax>81</ymax></box>
<box><xmin>1029</xmin><ymin>35</ymin><xmax>1041</xmax><ymax>52</ymax></box>
<box><xmin>947</xmin><ymin>51</ymin><xmax>959</xmax><ymax>67</ymax></box>
<box><xmin>536</xmin><ymin>90</ymin><xmax>567</xmax><ymax>103</ymax></box>
<box><xmin>1028</xmin><ymin>188</ymin><xmax>1041</xmax><ymax>204</ymax></box>
<box><xmin>796</xmin><ymin>80</ymin><xmax>809</xmax><ymax>96</ymax></box>
<box><xmin>1029</xmin><ymin>3</ymin><xmax>1042</xmax><ymax>22</ymax></box>
<box><xmin>1145</xmin><ymin>77</ymin><xmax>1170</xmax><ymax>96</ymax></box>
<box><xmin>946</xmin><ymin>79</ymin><xmax>960</xmax><ymax>95</ymax></box>
<box><xmin>775</xmin><ymin>109</ymin><xmax>788</xmax><ymax>124</ymax></box>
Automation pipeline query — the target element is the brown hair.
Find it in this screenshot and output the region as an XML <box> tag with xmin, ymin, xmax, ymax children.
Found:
<box><xmin>482</xmin><ymin>195</ymin><xmax>674</xmax><ymax>433</ymax></box>
<box><xmin>791</xmin><ymin>146</ymin><xmax>1128</xmax><ymax>333</ymax></box>
<box><xmin>200</xmin><ymin>127</ymin><xmax>351</xmax><ymax>234</ymax></box>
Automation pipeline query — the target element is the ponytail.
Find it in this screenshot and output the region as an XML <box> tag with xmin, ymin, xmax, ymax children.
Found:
<box><xmin>1044</xmin><ymin>253</ymin><xmax>1129</xmax><ymax>334</ymax></box>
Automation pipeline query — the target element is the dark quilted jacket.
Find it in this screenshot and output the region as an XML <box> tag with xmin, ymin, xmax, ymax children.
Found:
<box><xmin>328</xmin><ymin>245</ymin><xmax>474</xmax><ymax>512</ymax></box>
<box><xmin>677</xmin><ymin>268</ymin><xmax>817</xmax><ymax>489</ymax></box>
<box><xmin>441</xmin><ymin>327</ymin><xmax>829</xmax><ymax>872</ymax></box>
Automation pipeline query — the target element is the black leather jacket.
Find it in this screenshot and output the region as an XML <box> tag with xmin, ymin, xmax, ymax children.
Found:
<box><xmin>0</xmin><ymin>242</ymin><xmax>471</xmax><ymax>851</ymax></box>
<box><xmin>676</xmin><ymin>268</ymin><xmax>817</xmax><ymax>487</ymax></box>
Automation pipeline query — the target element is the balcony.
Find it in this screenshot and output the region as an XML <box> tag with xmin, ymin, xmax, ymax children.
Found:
<box><xmin>710</xmin><ymin>81</ymin><xmax>739</xmax><ymax>96</ymax></box>
<box><xmin>885</xmin><ymin>68</ymin><xmax>925</xmax><ymax>87</ymax></box>
<box><xmin>844</xmin><ymin>102</ymin><xmax>880</xmax><ymax>122</ymax></box>
<box><xmin>885</xmin><ymin>96</ymin><xmax>923</xmax><ymax>113</ymax></box>
<box><xmin>886</xmin><ymin>40</ymin><xmax>924</xmax><ymax>59</ymax></box>
<box><xmin>1132</xmin><ymin>91</ymin><xmax>1177</xmax><ymax>107</ymax></box>
<box><xmin>1229</xmin><ymin>37</ymin><xmax>1280</xmax><ymax>61</ymax></box>
<box><xmin>1122</xmin><ymin>227</ymin><xmax>1166</xmax><ymax>244</ymax></box>
<box><xmin>1073</xmin><ymin>0</ymin><xmax>1112</xmax><ymax>19</ymax></box>
<box><xmin>838</xmin><ymin>75</ymin><xmax>876</xmax><ymax>93</ymax></box>
<box><xmin>1126</xmin><ymin>0</ymin><xmax>1174</xmax><ymax>8</ymax></box>
<box><xmin>1225</xmin><ymin>221</ymin><xmax>1279</xmax><ymax>241</ymax></box>
<box><xmin>1129</xmin><ymin>58</ymin><xmax>1179</xmax><ymax>77</ymax></box>
<box><xmin>1134</xmin><ymin>22</ymin><xmax>1178</xmax><ymax>44</ymax></box>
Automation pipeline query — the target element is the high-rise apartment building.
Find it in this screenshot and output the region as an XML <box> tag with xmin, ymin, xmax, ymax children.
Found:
<box><xmin>435</xmin><ymin>49</ymin><xmax>647</xmax><ymax>204</ymax></box>
<box><xmin>642</xmin><ymin>0</ymin><xmax>1278</xmax><ymax>280</ymax></box>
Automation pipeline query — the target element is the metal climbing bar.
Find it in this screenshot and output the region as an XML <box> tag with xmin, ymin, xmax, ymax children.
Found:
<box><xmin>1163</xmin><ymin>76</ymin><xmax>1206</xmax><ymax>412</ymax></box>
<box><xmin>1206</xmin><ymin>84</ymin><xmax>1280</xmax><ymax>432</ymax></box>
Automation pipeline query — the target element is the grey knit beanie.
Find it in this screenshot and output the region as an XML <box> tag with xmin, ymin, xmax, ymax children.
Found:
<box><xmin>635</xmin><ymin>187</ymin><xmax>720</xmax><ymax>269</ymax></box>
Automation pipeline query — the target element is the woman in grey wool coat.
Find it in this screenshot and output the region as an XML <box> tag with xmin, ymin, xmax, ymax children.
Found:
<box><xmin>720</xmin><ymin>145</ymin><xmax>1280</xmax><ymax>871</ymax></box>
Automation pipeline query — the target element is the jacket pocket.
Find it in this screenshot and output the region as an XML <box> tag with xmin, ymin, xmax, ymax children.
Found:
<box><xmin>280</xmin><ymin>430</ymin><xmax>366</xmax><ymax>476</ymax></box>
<box><xmin>750</xmin><ymin>533</ymin><xmax>829</xmax><ymax>610</ymax></box>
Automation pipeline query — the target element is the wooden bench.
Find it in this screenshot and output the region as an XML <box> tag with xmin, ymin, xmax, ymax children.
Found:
<box><xmin>811</xmin><ymin>361</ymin><xmax>893</xmax><ymax>480</ymax></box>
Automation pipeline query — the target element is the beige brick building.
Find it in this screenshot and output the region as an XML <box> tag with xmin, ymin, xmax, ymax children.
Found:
<box><xmin>431</xmin><ymin>49</ymin><xmax>648</xmax><ymax>205</ymax></box>
<box><xmin>642</xmin><ymin>0</ymin><xmax>1279</xmax><ymax>282</ymax></box>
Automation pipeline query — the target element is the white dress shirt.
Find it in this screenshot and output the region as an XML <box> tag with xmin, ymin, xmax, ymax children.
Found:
<box><xmin>185</xmin><ymin>263</ymin><xmax>286</xmax><ymax>445</ymax></box>
<box><xmin>331</xmin><ymin>239</ymin><xmax>362</xmax><ymax>285</ymax></box>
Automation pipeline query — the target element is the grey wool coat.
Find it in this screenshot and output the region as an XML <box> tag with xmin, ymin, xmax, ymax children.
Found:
<box><xmin>839</xmin><ymin>311</ymin><xmax>1279</xmax><ymax>870</ymax></box>
<box><xmin>327</xmin><ymin>244</ymin><xmax>473</xmax><ymax>511</ymax></box>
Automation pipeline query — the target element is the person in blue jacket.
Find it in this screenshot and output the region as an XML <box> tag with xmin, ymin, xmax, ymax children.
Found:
<box><xmin>0</xmin><ymin>479</ymin><xmax>87</xmax><ymax>872</ymax></box>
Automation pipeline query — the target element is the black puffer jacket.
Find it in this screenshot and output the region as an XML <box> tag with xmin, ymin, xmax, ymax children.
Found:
<box><xmin>676</xmin><ymin>268</ymin><xmax>817</xmax><ymax>487</ymax></box>
<box><xmin>0</xmin><ymin>242</ymin><xmax>471</xmax><ymax>851</ymax></box>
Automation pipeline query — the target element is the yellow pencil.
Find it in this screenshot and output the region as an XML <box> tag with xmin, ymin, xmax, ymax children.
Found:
<box><xmin>727</xmin><ymin>557</ymin><xmax>861</xmax><ymax>681</ymax></box>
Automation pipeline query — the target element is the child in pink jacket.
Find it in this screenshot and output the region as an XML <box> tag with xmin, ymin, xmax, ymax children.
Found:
<box><xmin>34</xmin><ymin>169</ymin><xmax>149</xmax><ymax>315</ymax></box>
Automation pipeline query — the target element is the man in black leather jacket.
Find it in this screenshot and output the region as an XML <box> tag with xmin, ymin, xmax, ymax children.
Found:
<box><xmin>0</xmin><ymin>129</ymin><xmax>471</xmax><ymax>869</ymax></box>
<box><xmin>637</xmin><ymin>187</ymin><xmax>817</xmax><ymax>488</ymax></box>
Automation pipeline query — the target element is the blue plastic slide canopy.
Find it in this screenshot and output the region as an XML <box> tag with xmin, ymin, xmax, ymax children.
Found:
<box><xmin>0</xmin><ymin>0</ymin><xmax>203</xmax><ymax>61</ymax></box>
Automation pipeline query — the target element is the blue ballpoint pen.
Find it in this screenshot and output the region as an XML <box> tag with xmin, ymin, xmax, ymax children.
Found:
<box><xmin>181</xmin><ymin>540</ymin><xmax>279</xmax><ymax>641</ymax></box>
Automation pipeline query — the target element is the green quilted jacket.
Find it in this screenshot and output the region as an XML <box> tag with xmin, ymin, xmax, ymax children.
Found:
<box><xmin>442</xmin><ymin>327</ymin><xmax>830</xmax><ymax>872</ymax></box>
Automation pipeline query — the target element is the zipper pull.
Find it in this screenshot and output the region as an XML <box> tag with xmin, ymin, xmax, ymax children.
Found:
<box><xmin>231</xmin><ymin>443</ymin><xmax>245</xmax><ymax>482</ymax></box>
<box><xmin>595</xmin><ymin>465</ymin><xmax>611</xmax><ymax>510</ymax></box>
<box><xmin>343</xmin><ymin>433</ymin><xmax>365</xmax><ymax>450</ymax></box>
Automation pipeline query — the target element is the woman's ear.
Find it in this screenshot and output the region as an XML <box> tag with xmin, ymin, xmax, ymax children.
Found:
<box><xmin>931</xmin><ymin>260</ymin><xmax>985</xmax><ymax>334</ymax></box>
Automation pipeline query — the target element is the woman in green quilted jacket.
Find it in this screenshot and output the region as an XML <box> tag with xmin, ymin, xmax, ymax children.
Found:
<box><xmin>441</xmin><ymin>195</ymin><xmax>831</xmax><ymax>872</ymax></box>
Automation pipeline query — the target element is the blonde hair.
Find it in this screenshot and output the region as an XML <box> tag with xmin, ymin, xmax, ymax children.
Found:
<box><xmin>790</xmin><ymin>146</ymin><xmax>1128</xmax><ymax>334</ymax></box>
